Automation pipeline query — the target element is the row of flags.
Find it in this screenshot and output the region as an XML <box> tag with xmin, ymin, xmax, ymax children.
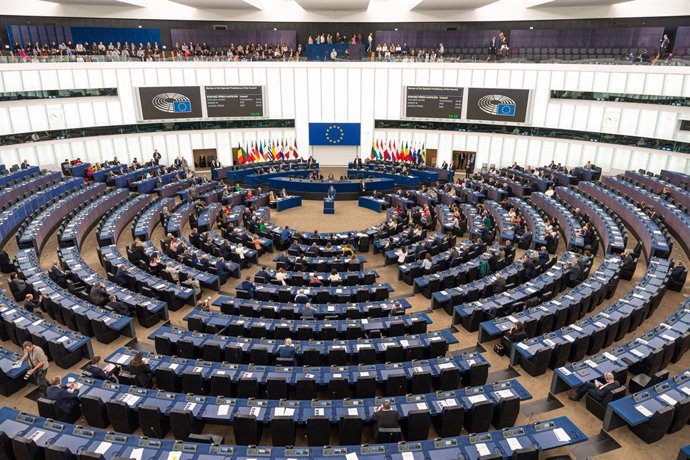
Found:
<box><xmin>236</xmin><ymin>139</ymin><xmax>299</xmax><ymax>164</ymax></box>
<box><xmin>370</xmin><ymin>139</ymin><xmax>426</xmax><ymax>164</ymax></box>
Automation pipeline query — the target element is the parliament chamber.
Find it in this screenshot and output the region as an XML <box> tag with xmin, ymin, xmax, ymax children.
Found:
<box><xmin>0</xmin><ymin>2</ymin><xmax>689</xmax><ymax>460</ymax></box>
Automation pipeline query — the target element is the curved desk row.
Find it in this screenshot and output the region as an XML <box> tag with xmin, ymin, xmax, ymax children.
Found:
<box><xmin>0</xmin><ymin>407</ymin><xmax>587</xmax><ymax>460</ymax></box>
<box><xmin>98</xmin><ymin>194</ymin><xmax>154</xmax><ymax>246</ymax></box>
<box><xmin>150</xmin><ymin>326</ymin><xmax>457</xmax><ymax>366</ymax></box>
<box><xmin>265</xmin><ymin>176</ymin><xmax>394</xmax><ymax>200</ymax></box>
<box><xmin>514</xmin><ymin>257</ymin><xmax>670</xmax><ymax>377</ymax></box>
<box><xmin>106</xmin><ymin>346</ymin><xmax>489</xmax><ymax>392</ymax></box>
<box><xmin>58</xmin><ymin>189</ymin><xmax>129</xmax><ymax>248</ymax></box>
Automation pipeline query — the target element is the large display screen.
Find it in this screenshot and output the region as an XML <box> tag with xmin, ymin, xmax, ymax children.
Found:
<box><xmin>138</xmin><ymin>86</ymin><xmax>203</xmax><ymax>120</ymax></box>
<box><xmin>404</xmin><ymin>86</ymin><xmax>463</xmax><ymax>119</ymax></box>
<box><xmin>465</xmin><ymin>88</ymin><xmax>531</xmax><ymax>123</ymax></box>
<box><xmin>205</xmin><ymin>86</ymin><xmax>264</xmax><ymax>118</ymax></box>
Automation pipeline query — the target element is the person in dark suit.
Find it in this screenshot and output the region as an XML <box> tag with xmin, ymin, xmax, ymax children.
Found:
<box><xmin>8</xmin><ymin>272</ymin><xmax>29</xmax><ymax>300</ymax></box>
<box><xmin>277</xmin><ymin>338</ymin><xmax>297</xmax><ymax>363</ymax></box>
<box><xmin>50</xmin><ymin>261</ymin><xmax>68</xmax><ymax>286</ymax></box>
<box><xmin>372</xmin><ymin>401</ymin><xmax>400</xmax><ymax>432</ymax></box>
<box><xmin>89</xmin><ymin>282</ymin><xmax>109</xmax><ymax>307</ymax></box>
<box><xmin>538</xmin><ymin>246</ymin><xmax>550</xmax><ymax>267</ymax></box>
<box><xmin>114</xmin><ymin>264</ymin><xmax>128</xmax><ymax>287</ymax></box>
<box><xmin>327</xmin><ymin>186</ymin><xmax>336</xmax><ymax>199</ymax></box>
<box><xmin>499</xmin><ymin>321</ymin><xmax>527</xmax><ymax>353</ymax></box>
<box><xmin>671</xmin><ymin>261</ymin><xmax>686</xmax><ymax>281</ymax></box>
<box><xmin>129</xmin><ymin>239</ymin><xmax>147</xmax><ymax>264</ymax></box>
<box><xmin>216</xmin><ymin>257</ymin><xmax>234</xmax><ymax>279</ymax></box>
<box><xmin>569</xmin><ymin>372</ymin><xmax>620</xmax><ymax>401</ymax></box>
<box><xmin>152</xmin><ymin>149</ymin><xmax>162</xmax><ymax>165</ymax></box>
<box><xmin>301</xmin><ymin>302</ymin><xmax>316</xmax><ymax>319</ymax></box>
<box><xmin>129</xmin><ymin>352</ymin><xmax>154</xmax><ymax>388</ymax></box>
<box><xmin>46</xmin><ymin>376</ymin><xmax>80</xmax><ymax>415</ymax></box>
<box><xmin>84</xmin><ymin>355</ymin><xmax>119</xmax><ymax>380</ymax></box>
<box><xmin>107</xmin><ymin>294</ymin><xmax>131</xmax><ymax>316</ymax></box>
<box><xmin>238</xmin><ymin>276</ymin><xmax>256</xmax><ymax>299</ymax></box>
<box><xmin>23</xmin><ymin>293</ymin><xmax>43</xmax><ymax>315</ymax></box>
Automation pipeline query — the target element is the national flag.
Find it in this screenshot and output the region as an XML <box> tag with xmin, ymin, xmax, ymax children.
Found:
<box><xmin>383</xmin><ymin>141</ymin><xmax>390</xmax><ymax>161</ymax></box>
<box><xmin>370</xmin><ymin>140</ymin><xmax>376</xmax><ymax>160</ymax></box>
<box><xmin>236</xmin><ymin>144</ymin><xmax>246</xmax><ymax>164</ymax></box>
<box><xmin>404</xmin><ymin>142</ymin><xmax>410</xmax><ymax>162</ymax></box>
<box><xmin>293</xmin><ymin>139</ymin><xmax>299</xmax><ymax>158</ymax></box>
<box><xmin>421</xmin><ymin>143</ymin><xmax>426</xmax><ymax>163</ymax></box>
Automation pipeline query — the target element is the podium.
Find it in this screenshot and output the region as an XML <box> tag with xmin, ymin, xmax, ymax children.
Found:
<box><xmin>323</xmin><ymin>198</ymin><xmax>334</xmax><ymax>214</ymax></box>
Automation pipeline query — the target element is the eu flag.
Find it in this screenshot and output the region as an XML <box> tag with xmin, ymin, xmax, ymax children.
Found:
<box><xmin>309</xmin><ymin>123</ymin><xmax>361</xmax><ymax>146</ymax></box>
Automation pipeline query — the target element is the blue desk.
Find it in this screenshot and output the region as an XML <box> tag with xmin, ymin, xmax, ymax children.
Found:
<box><xmin>507</xmin><ymin>197</ymin><xmax>548</xmax><ymax>248</ymax></box>
<box><xmin>0</xmin><ymin>346</ymin><xmax>28</xmax><ymax>395</ymax></box>
<box><xmin>166</xmin><ymin>201</ymin><xmax>195</xmax><ymax>237</ymax></box>
<box><xmin>197</xmin><ymin>202</ymin><xmax>222</xmax><ymax>232</ymax></box>
<box><xmin>239</xmin><ymin>281</ymin><xmax>393</xmax><ymax>307</ymax></box>
<box><xmin>107</xmin><ymin>345</ymin><xmax>488</xmax><ymax>390</ymax></box>
<box><xmin>480</xmin><ymin>254</ymin><xmax>623</xmax><ymax>343</ymax></box>
<box><xmin>59</xmin><ymin>189</ymin><xmax>129</xmax><ymax>248</ymax></box>
<box><xmin>225</xmin><ymin>161</ymin><xmax>316</xmax><ymax>182</ymax></box>
<box><xmin>505</xmin><ymin>168</ymin><xmax>552</xmax><ymax>192</ymax></box>
<box><xmin>58</xmin><ymin>246</ymin><xmax>169</xmax><ymax>321</ymax></box>
<box><xmin>15</xmin><ymin>247</ymin><xmax>135</xmax><ymax>341</ymax></box>
<box><xmin>0</xmin><ymin>178</ymin><xmax>83</xmax><ymax>248</ymax></box>
<box><xmin>67</xmin><ymin>162</ymin><xmax>90</xmax><ymax>177</ymax></box>
<box><xmin>679</xmin><ymin>444</ymin><xmax>690</xmax><ymax>460</ymax></box>
<box><xmin>98</xmin><ymin>194</ymin><xmax>153</xmax><ymax>246</ymax></box>
<box><xmin>324</xmin><ymin>198</ymin><xmax>335</xmax><ymax>214</ymax></box>
<box><xmin>453</xmin><ymin>252</ymin><xmax>579</xmax><ymax>331</ymax></box>
<box><xmin>17</xmin><ymin>183</ymin><xmax>104</xmax><ymax>252</ymax></box>
<box><xmin>91</xmin><ymin>164</ymin><xmax>127</xmax><ymax>182</ymax></box>
<box><xmin>0</xmin><ymin>165</ymin><xmax>40</xmax><ymax>187</ymax></box>
<box><xmin>150</xmin><ymin>326</ymin><xmax>458</xmax><ymax>365</ymax></box>
<box><xmin>131</xmin><ymin>171</ymin><xmax>184</xmax><ymax>194</ymax></box>
<box><xmin>132</xmin><ymin>197</ymin><xmax>175</xmax><ymax>240</ymax></box>
<box><xmin>512</xmin><ymin>257</ymin><xmax>670</xmax><ymax>375</ymax></box>
<box><xmin>213</xmin><ymin>295</ymin><xmax>411</xmax><ymax>319</ymax></box>
<box><xmin>245</xmin><ymin>169</ymin><xmax>311</xmax><ymax>185</ymax></box>
<box><xmin>550</xmin><ymin>299</ymin><xmax>690</xmax><ymax>394</ymax></box>
<box><xmin>0</xmin><ymin>170</ymin><xmax>56</xmax><ymax>209</ymax></box>
<box><xmin>485</xmin><ymin>200</ymin><xmax>515</xmax><ymax>242</ymax></box>
<box><xmin>0</xmin><ymin>406</ymin><xmax>588</xmax><ymax>459</ymax></box>
<box><xmin>626</xmin><ymin>171</ymin><xmax>690</xmax><ymax>211</ymax></box>
<box><xmin>276</xmin><ymin>195</ymin><xmax>302</xmax><ymax>211</ymax></box>
<box><xmin>604</xmin><ymin>368</ymin><xmax>690</xmax><ymax>431</ymax></box>
<box><xmin>113</xmin><ymin>165</ymin><xmax>163</xmax><ymax>188</ymax></box>
<box><xmin>186</xmin><ymin>308</ymin><xmax>428</xmax><ymax>338</ymax></box>
<box><xmin>660</xmin><ymin>169</ymin><xmax>690</xmax><ymax>188</ymax></box>
<box><xmin>348</xmin><ymin>169</ymin><xmax>420</xmax><ymax>187</ymax></box>
<box><xmin>531</xmin><ymin>192</ymin><xmax>584</xmax><ymax>250</ymax></box>
<box><xmin>556</xmin><ymin>187</ymin><xmax>626</xmax><ymax>253</ymax></box>
<box><xmin>585</xmin><ymin>180</ymin><xmax>670</xmax><ymax>260</ymax></box>
<box><xmin>359</xmin><ymin>196</ymin><xmax>388</xmax><ymax>212</ymax></box>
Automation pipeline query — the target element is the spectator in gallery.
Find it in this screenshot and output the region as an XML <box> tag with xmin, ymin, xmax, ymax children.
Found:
<box><xmin>330</xmin><ymin>48</ymin><xmax>338</xmax><ymax>60</ymax></box>
<box><xmin>487</xmin><ymin>36</ymin><xmax>497</xmax><ymax>62</ymax></box>
<box><xmin>21</xmin><ymin>159</ymin><xmax>30</xmax><ymax>169</ymax></box>
<box><xmin>152</xmin><ymin>149</ymin><xmax>161</xmax><ymax>165</ymax></box>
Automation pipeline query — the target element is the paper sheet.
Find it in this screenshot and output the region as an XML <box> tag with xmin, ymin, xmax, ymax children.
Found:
<box><xmin>468</xmin><ymin>394</ymin><xmax>488</xmax><ymax>404</ymax></box>
<box><xmin>475</xmin><ymin>443</ymin><xmax>490</xmax><ymax>456</ymax></box>
<box><xmin>635</xmin><ymin>405</ymin><xmax>653</xmax><ymax>417</ymax></box>
<box><xmin>402</xmin><ymin>452</ymin><xmax>415</xmax><ymax>460</ymax></box>
<box><xmin>553</xmin><ymin>427</ymin><xmax>571</xmax><ymax>442</ymax></box>
<box><xmin>416</xmin><ymin>402</ymin><xmax>427</xmax><ymax>410</ymax></box>
<box><xmin>496</xmin><ymin>389</ymin><xmax>513</xmax><ymax>399</ymax></box>
<box><xmin>95</xmin><ymin>442</ymin><xmax>111</xmax><ymax>455</ymax></box>
<box><xmin>659</xmin><ymin>394</ymin><xmax>677</xmax><ymax>406</ymax></box>
<box><xmin>116</xmin><ymin>354</ymin><xmax>129</xmax><ymax>364</ymax></box>
<box><xmin>348</xmin><ymin>408</ymin><xmax>358</xmax><ymax>416</ymax></box>
<box><xmin>217</xmin><ymin>405</ymin><xmax>229</xmax><ymax>416</ymax></box>
<box><xmin>507</xmin><ymin>437</ymin><xmax>523</xmax><ymax>451</ymax></box>
<box><xmin>28</xmin><ymin>430</ymin><xmax>45</xmax><ymax>442</ymax></box>
<box><xmin>345</xmin><ymin>452</ymin><xmax>359</xmax><ymax>460</ymax></box>
<box><xmin>167</xmin><ymin>452</ymin><xmax>181</xmax><ymax>460</ymax></box>
<box><xmin>314</xmin><ymin>408</ymin><xmax>324</xmax><ymax>416</ymax></box>
<box><xmin>130</xmin><ymin>448</ymin><xmax>144</xmax><ymax>460</ymax></box>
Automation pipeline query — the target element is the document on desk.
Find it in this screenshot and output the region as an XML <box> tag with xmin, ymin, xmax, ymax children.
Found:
<box><xmin>345</xmin><ymin>452</ymin><xmax>359</xmax><ymax>460</ymax></box>
<box><xmin>416</xmin><ymin>402</ymin><xmax>428</xmax><ymax>410</ymax></box>
<box><xmin>314</xmin><ymin>408</ymin><xmax>324</xmax><ymax>416</ymax></box>
<box><xmin>249</xmin><ymin>406</ymin><xmax>261</xmax><ymax>417</ymax></box>
<box><xmin>553</xmin><ymin>427</ymin><xmax>571</xmax><ymax>442</ymax></box>
<box><xmin>94</xmin><ymin>441</ymin><xmax>112</xmax><ymax>455</ymax></box>
<box><xmin>438</xmin><ymin>362</ymin><xmax>455</xmax><ymax>369</ymax></box>
<box><xmin>402</xmin><ymin>452</ymin><xmax>415</xmax><ymax>460</ymax></box>
<box><xmin>475</xmin><ymin>443</ymin><xmax>490</xmax><ymax>456</ymax></box>
<box><xmin>659</xmin><ymin>394</ymin><xmax>677</xmax><ymax>406</ymax></box>
<box><xmin>130</xmin><ymin>448</ymin><xmax>144</xmax><ymax>460</ymax></box>
<box><xmin>635</xmin><ymin>404</ymin><xmax>653</xmax><ymax>417</ymax></box>
<box><xmin>468</xmin><ymin>394</ymin><xmax>488</xmax><ymax>404</ymax></box>
<box><xmin>506</xmin><ymin>437</ymin><xmax>523</xmax><ymax>451</ymax></box>
<box><xmin>348</xmin><ymin>408</ymin><xmax>359</xmax><ymax>416</ymax></box>
<box><xmin>216</xmin><ymin>404</ymin><xmax>230</xmax><ymax>416</ymax></box>
<box><xmin>167</xmin><ymin>452</ymin><xmax>181</xmax><ymax>460</ymax></box>
<box><xmin>116</xmin><ymin>354</ymin><xmax>129</xmax><ymax>364</ymax></box>
<box><xmin>184</xmin><ymin>402</ymin><xmax>197</xmax><ymax>412</ymax></box>
<box><xmin>496</xmin><ymin>389</ymin><xmax>514</xmax><ymax>399</ymax></box>
<box><xmin>28</xmin><ymin>430</ymin><xmax>45</xmax><ymax>442</ymax></box>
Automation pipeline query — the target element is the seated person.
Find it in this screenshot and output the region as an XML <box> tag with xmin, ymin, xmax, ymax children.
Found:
<box><xmin>23</xmin><ymin>293</ymin><xmax>43</xmax><ymax>315</ymax></box>
<box><xmin>568</xmin><ymin>372</ymin><xmax>620</xmax><ymax>402</ymax></box>
<box><xmin>106</xmin><ymin>294</ymin><xmax>132</xmax><ymax>316</ymax></box>
<box><xmin>499</xmin><ymin>321</ymin><xmax>527</xmax><ymax>353</ymax></box>
<box><xmin>46</xmin><ymin>376</ymin><xmax>80</xmax><ymax>416</ymax></box>
<box><xmin>671</xmin><ymin>261</ymin><xmax>686</xmax><ymax>281</ymax></box>
<box><xmin>308</xmin><ymin>272</ymin><xmax>322</xmax><ymax>286</ymax></box>
<box><xmin>8</xmin><ymin>272</ymin><xmax>29</xmax><ymax>300</ymax></box>
<box><xmin>294</xmin><ymin>289</ymin><xmax>310</xmax><ymax>304</ymax></box>
<box><xmin>301</xmin><ymin>302</ymin><xmax>316</xmax><ymax>319</ymax></box>
<box><xmin>277</xmin><ymin>338</ymin><xmax>297</xmax><ymax>363</ymax></box>
<box><xmin>129</xmin><ymin>352</ymin><xmax>154</xmax><ymax>388</ymax></box>
<box><xmin>89</xmin><ymin>282</ymin><xmax>109</xmax><ymax>307</ymax></box>
<box><xmin>84</xmin><ymin>355</ymin><xmax>119</xmax><ymax>380</ymax></box>
<box><xmin>327</xmin><ymin>269</ymin><xmax>341</xmax><ymax>283</ymax></box>
<box><xmin>49</xmin><ymin>261</ymin><xmax>68</xmax><ymax>286</ymax></box>
<box><xmin>372</xmin><ymin>401</ymin><xmax>400</xmax><ymax>437</ymax></box>
<box><xmin>237</xmin><ymin>275</ymin><xmax>256</xmax><ymax>298</ymax></box>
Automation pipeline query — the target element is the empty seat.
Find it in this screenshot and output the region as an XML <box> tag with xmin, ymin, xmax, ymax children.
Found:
<box><xmin>464</xmin><ymin>398</ymin><xmax>493</xmax><ymax>433</ymax></box>
<box><xmin>492</xmin><ymin>394</ymin><xmax>520</xmax><ymax>428</ymax></box>
<box><xmin>306</xmin><ymin>415</ymin><xmax>331</xmax><ymax>446</ymax></box>
<box><xmin>338</xmin><ymin>415</ymin><xmax>362</xmax><ymax>445</ymax></box>
<box><xmin>170</xmin><ymin>408</ymin><xmax>204</xmax><ymax>441</ymax></box>
<box><xmin>271</xmin><ymin>416</ymin><xmax>296</xmax><ymax>446</ymax></box>
<box><xmin>138</xmin><ymin>404</ymin><xmax>170</xmax><ymax>438</ymax></box>
<box><xmin>629</xmin><ymin>404</ymin><xmax>675</xmax><ymax>443</ymax></box>
<box><xmin>403</xmin><ymin>409</ymin><xmax>430</xmax><ymax>441</ymax></box>
<box><xmin>233</xmin><ymin>414</ymin><xmax>262</xmax><ymax>445</ymax></box>
<box><xmin>106</xmin><ymin>399</ymin><xmax>139</xmax><ymax>433</ymax></box>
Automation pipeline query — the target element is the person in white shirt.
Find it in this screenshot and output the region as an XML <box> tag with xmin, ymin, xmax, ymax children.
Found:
<box><xmin>544</xmin><ymin>186</ymin><xmax>555</xmax><ymax>197</ymax></box>
<box><xmin>330</xmin><ymin>48</ymin><xmax>337</xmax><ymax>60</ymax></box>
<box><xmin>328</xmin><ymin>269</ymin><xmax>341</xmax><ymax>282</ymax></box>
<box><xmin>275</xmin><ymin>267</ymin><xmax>288</xmax><ymax>286</ymax></box>
<box><xmin>421</xmin><ymin>254</ymin><xmax>433</xmax><ymax>272</ymax></box>
<box><xmin>236</xmin><ymin>243</ymin><xmax>247</xmax><ymax>260</ymax></box>
<box><xmin>396</xmin><ymin>247</ymin><xmax>408</xmax><ymax>264</ymax></box>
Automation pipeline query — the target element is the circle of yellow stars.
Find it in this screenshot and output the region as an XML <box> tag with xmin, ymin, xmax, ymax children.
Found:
<box><xmin>325</xmin><ymin>125</ymin><xmax>345</xmax><ymax>144</ymax></box>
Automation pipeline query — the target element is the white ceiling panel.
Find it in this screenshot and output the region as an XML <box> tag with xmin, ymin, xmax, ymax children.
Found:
<box><xmin>169</xmin><ymin>0</ymin><xmax>261</xmax><ymax>8</ymax></box>
<box><xmin>293</xmin><ymin>0</ymin><xmax>371</xmax><ymax>11</ymax></box>
<box><xmin>55</xmin><ymin>0</ymin><xmax>147</xmax><ymax>5</ymax></box>
<box><xmin>527</xmin><ymin>0</ymin><xmax>632</xmax><ymax>6</ymax></box>
<box><xmin>410</xmin><ymin>0</ymin><xmax>499</xmax><ymax>10</ymax></box>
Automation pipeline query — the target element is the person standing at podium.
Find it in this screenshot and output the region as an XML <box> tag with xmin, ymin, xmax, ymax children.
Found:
<box><xmin>327</xmin><ymin>185</ymin><xmax>336</xmax><ymax>199</ymax></box>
